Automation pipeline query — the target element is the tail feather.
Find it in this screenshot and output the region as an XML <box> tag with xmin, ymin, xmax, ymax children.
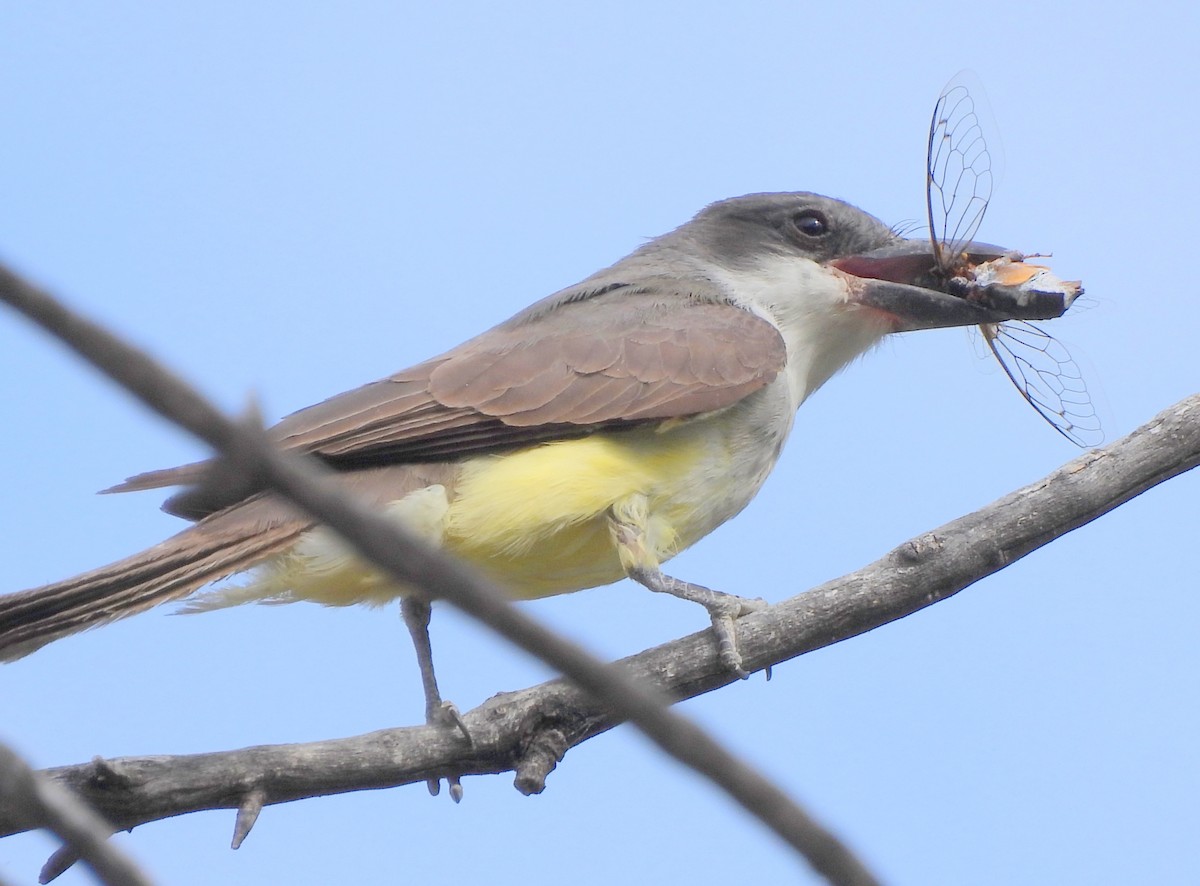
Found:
<box><xmin>0</xmin><ymin>512</ymin><xmax>309</xmax><ymax>661</ymax></box>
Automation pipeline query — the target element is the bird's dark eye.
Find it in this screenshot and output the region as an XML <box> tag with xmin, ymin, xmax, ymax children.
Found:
<box><xmin>792</xmin><ymin>209</ymin><xmax>829</xmax><ymax>237</ymax></box>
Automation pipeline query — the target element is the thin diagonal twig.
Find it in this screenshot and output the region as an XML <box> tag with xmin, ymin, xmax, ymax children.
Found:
<box><xmin>0</xmin><ymin>263</ymin><xmax>879</xmax><ymax>886</ymax></box>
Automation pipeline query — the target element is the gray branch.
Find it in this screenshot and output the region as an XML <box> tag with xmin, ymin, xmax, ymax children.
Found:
<box><xmin>2</xmin><ymin>393</ymin><xmax>1196</xmax><ymax>854</ymax></box>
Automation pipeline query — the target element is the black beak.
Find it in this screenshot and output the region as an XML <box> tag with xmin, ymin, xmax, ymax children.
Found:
<box><xmin>833</xmin><ymin>239</ymin><xmax>1077</xmax><ymax>332</ymax></box>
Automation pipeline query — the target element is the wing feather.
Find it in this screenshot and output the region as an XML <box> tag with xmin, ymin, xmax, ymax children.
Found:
<box><xmin>111</xmin><ymin>285</ymin><xmax>787</xmax><ymax>517</ymax></box>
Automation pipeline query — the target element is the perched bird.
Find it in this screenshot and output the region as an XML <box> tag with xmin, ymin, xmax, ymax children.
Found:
<box><xmin>0</xmin><ymin>192</ymin><xmax>1063</xmax><ymax>748</ymax></box>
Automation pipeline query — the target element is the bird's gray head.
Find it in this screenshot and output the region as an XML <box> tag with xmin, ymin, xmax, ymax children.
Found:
<box><xmin>674</xmin><ymin>192</ymin><xmax>899</xmax><ymax>272</ymax></box>
<box><xmin>659</xmin><ymin>192</ymin><xmax>1057</xmax><ymax>336</ymax></box>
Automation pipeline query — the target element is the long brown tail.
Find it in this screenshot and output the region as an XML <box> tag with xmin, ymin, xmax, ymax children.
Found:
<box><xmin>0</xmin><ymin>508</ymin><xmax>309</xmax><ymax>661</ymax></box>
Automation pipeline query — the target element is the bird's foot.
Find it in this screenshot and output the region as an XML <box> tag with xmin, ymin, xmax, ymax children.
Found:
<box><xmin>423</xmin><ymin>701</ymin><xmax>471</xmax><ymax>803</ymax></box>
<box><xmin>696</xmin><ymin>589</ymin><xmax>768</xmax><ymax>679</ymax></box>
<box><xmin>628</xmin><ymin>566</ymin><xmax>768</xmax><ymax>680</ymax></box>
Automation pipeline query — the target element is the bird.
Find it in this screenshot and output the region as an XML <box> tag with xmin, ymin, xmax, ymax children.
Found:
<box><xmin>0</xmin><ymin>192</ymin><xmax>1056</xmax><ymax>757</ymax></box>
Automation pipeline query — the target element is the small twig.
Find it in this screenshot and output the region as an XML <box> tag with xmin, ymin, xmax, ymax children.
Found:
<box><xmin>231</xmin><ymin>789</ymin><xmax>265</xmax><ymax>850</ymax></box>
<box><xmin>39</xmin><ymin>847</ymin><xmax>81</xmax><ymax>885</ymax></box>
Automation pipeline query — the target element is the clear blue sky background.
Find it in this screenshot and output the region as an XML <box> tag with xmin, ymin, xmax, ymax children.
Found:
<box><xmin>2</xmin><ymin>4</ymin><xmax>1197</xmax><ymax>885</ymax></box>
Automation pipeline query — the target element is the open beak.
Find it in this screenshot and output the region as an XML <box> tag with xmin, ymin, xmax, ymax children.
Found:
<box><xmin>832</xmin><ymin>239</ymin><xmax>1079</xmax><ymax>333</ymax></box>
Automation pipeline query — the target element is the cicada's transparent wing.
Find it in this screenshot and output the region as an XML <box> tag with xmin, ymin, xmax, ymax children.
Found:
<box><xmin>981</xmin><ymin>321</ymin><xmax>1104</xmax><ymax>447</ymax></box>
<box><xmin>927</xmin><ymin>80</ymin><xmax>994</xmax><ymax>267</ymax></box>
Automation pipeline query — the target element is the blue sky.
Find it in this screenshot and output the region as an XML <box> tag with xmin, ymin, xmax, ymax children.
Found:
<box><xmin>2</xmin><ymin>4</ymin><xmax>1198</xmax><ymax>885</ymax></box>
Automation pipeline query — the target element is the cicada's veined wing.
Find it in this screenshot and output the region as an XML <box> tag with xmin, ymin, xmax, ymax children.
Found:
<box><xmin>927</xmin><ymin>80</ymin><xmax>994</xmax><ymax>270</ymax></box>
<box><xmin>980</xmin><ymin>321</ymin><xmax>1104</xmax><ymax>447</ymax></box>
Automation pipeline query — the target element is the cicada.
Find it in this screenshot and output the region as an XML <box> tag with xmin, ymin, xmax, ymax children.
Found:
<box><xmin>925</xmin><ymin>77</ymin><xmax>1103</xmax><ymax>447</ymax></box>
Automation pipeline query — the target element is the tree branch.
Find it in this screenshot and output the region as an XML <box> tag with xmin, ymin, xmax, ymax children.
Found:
<box><xmin>2</xmin><ymin>392</ymin><xmax>1196</xmax><ymax>846</ymax></box>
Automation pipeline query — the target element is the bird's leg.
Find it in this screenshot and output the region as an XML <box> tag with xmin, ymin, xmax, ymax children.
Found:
<box><xmin>608</xmin><ymin>499</ymin><xmax>767</xmax><ymax>679</ymax></box>
<box><xmin>400</xmin><ymin>594</ymin><xmax>472</xmax><ymax>802</ymax></box>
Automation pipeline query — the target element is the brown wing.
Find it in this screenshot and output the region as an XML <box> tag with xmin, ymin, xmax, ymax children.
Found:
<box><xmin>273</xmin><ymin>289</ymin><xmax>785</xmax><ymax>461</ymax></box>
<box><xmin>109</xmin><ymin>284</ymin><xmax>786</xmax><ymax>516</ymax></box>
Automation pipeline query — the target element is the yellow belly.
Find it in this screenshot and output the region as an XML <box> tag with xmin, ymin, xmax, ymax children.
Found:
<box><xmin>212</xmin><ymin>410</ymin><xmax>778</xmax><ymax>610</ymax></box>
<box><xmin>442</xmin><ymin>423</ymin><xmax>731</xmax><ymax>598</ymax></box>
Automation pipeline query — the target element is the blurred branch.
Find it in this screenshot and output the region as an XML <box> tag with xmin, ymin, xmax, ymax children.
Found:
<box><xmin>0</xmin><ymin>268</ymin><xmax>882</xmax><ymax>886</ymax></box>
<box><xmin>0</xmin><ymin>741</ymin><xmax>152</xmax><ymax>886</ymax></box>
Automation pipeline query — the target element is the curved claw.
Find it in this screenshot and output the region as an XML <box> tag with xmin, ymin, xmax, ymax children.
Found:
<box><xmin>431</xmin><ymin>700</ymin><xmax>474</xmax><ymax>747</ymax></box>
<box><xmin>705</xmin><ymin>593</ymin><xmax>769</xmax><ymax>679</ymax></box>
